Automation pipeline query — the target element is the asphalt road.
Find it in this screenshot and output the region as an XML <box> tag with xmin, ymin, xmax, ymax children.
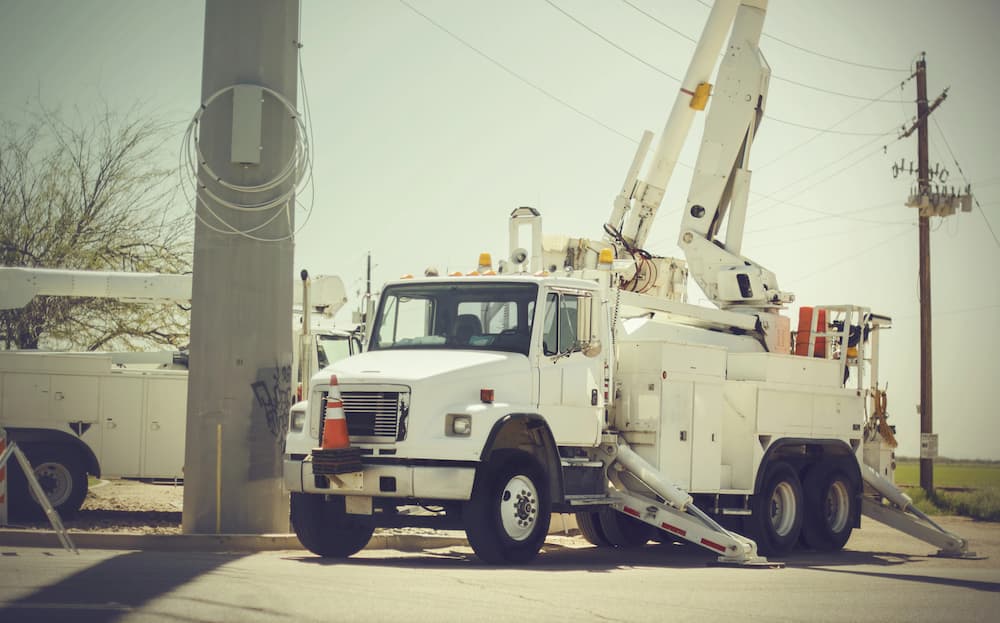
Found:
<box><xmin>1</xmin><ymin>516</ymin><xmax>998</xmax><ymax>623</ymax></box>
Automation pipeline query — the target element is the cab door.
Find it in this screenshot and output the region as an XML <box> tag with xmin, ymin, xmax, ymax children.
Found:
<box><xmin>535</xmin><ymin>289</ymin><xmax>603</xmax><ymax>446</ymax></box>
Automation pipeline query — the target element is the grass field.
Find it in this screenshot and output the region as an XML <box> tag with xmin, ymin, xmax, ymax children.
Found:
<box><xmin>894</xmin><ymin>459</ymin><xmax>1000</xmax><ymax>521</ymax></box>
<box><xmin>894</xmin><ymin>460</ymin><xmax>1000</xmax><ymax>490</ymax></box>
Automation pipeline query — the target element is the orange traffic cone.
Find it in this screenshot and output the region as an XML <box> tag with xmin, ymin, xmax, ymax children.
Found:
<box><xmin>321</xmin><ymin>396</ymin><xmax>350</xmax><ymax>449</ymax></box>
<box><xmin>312</xmin><ymin>375</ymin><xmax>363</xmax><ymax>475</ymax></box>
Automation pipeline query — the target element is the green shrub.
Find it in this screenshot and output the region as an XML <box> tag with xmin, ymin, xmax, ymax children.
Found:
<box><xmin>902</xmin><ymin>486</ymin><xmax>1000</xmax><ymax>522</ymax></box>
<box><xmin>948</xmin><ymin>487</ymin><xmax>1000</xmax><ymax>522</ymax></box>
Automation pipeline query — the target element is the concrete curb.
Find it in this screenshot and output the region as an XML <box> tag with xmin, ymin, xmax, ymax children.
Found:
<box><xmin>0</xmin><ymin>529</ymin><xmax>469</xmax><ymax>553</ymax></box>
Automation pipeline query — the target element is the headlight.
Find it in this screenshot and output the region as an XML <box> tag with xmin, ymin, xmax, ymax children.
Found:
<box><xmin>290</xmin><ymin>407</ymin><xmax>307</xmax><ymax>432</ymax></box>
<box><xmin>446</xmin><ymin>413</ymin><xmax>471</xmax><ymax>437</ymax></box>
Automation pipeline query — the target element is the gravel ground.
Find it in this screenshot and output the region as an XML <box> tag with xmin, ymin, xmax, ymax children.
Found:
<box><xmin>6</xmin><ymin>480</ymin><xmax>472</xmax><ymax>539</ymax></box>
<box><xmin>8</xmin><ymin>479</ymin><xmax>184</xmax><ymax>534</ymax></box>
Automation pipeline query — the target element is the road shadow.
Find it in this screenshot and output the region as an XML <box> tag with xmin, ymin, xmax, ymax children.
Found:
<box><xmin>0</xmin><ymin>550</ymin><xmax>268</xmax><ymax>623</ymax></box>
<box><xmin>287</xmin><ymin>534</ymin><xmax>988</xmax><ymax>574</ymax></box>
<box><xmin>287</xmin><ymin>539</ymin><xmax>745</xmax><ymax>573</ymax></box>
<box><xmin>799</xmin><ymin>565</ymin><xmax>1000</xmax><ymax>593</ymax></box>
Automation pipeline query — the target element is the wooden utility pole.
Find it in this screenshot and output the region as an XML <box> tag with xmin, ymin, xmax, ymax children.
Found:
<box><xmin>899</xmin><ymin>54</ymin><xmax>969</xmax><ymax>494</ymax></box>
<box><xmin>915</xmin><ymin>56</ymin><xmax>934</xmax><ymax>493</ymax></box>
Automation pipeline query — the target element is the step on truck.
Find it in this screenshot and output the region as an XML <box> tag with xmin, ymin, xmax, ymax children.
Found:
<box><xmin>283</xmin><ymin>0</ymin><xmax>975</xmax><ymax>564</ymax></box>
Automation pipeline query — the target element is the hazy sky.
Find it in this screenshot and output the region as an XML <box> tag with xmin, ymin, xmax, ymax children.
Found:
<box><xmin>1</xmin><ymin>0</ymin><xmax>998</xmax><ymax>459</ymax></box>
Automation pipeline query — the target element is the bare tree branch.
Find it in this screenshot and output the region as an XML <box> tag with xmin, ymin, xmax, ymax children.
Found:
<box><xmin>0</xmin><ymin>102</ymin><xmax>192</xmax><ymax>350</ymax></box>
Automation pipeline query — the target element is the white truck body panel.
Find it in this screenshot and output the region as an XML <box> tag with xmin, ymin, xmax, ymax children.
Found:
<box><xmin>0</xmin><ymin>351</ymin><xmax>187</xmax><ymax>479</ymax></box>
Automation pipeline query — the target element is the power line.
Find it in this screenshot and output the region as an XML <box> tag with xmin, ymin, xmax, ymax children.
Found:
<box><xmin>625</xmin><ymin>0</ymin><xmax>911</xmax><ymax>101</ymax></box>
<box><xmin>621</xmin><ymin>0</ymin><xmax>697</xmax><ymax>42</ymax></box>
<box><xmin>764</xmin><ymin>115</ymin><xmax>897</xmax><ymax>137</ymax></box>
<box><xmin>751</xmin><ymin>221</ymin><xmax>913</xmax><ymax>251</ymax></box>
<box><xmin>691</xmin><ymin>0</ymin><xmax>911</xmax><ymax>73</ymax></box>
<box><xmin>769</xmin><ymin>74</ymin><xmax>910</xmax><ymax>104</ymax></box>
<box><xmin>763</xmin><ymin>31</ymin><xmax>911</xmax><ymax>74</ymax></box>
<box><xmin>784</xmin><ymin>226</ymin><xmax>913</xmax><ymax>284</ymax></box>
<box><xmin>752</xmin><ymin>135</ymin><xmax>897</xmax><ymax>219</ymax></box>
<box><xmin>894</xmin><ymin>303</ymin><xmax>1000</xmax><ymax>320</ymax></box>
<box><xmin>396</xmin><ymin>0</ymin><xmax>637</xmax><ymax>144</ymax></box>
<box><xmin>545</xmin><ymin>0</ymin><xmax>682</xmax><ymax>82</ymax></box>
<box><xmin>401</xmin><ymin>0</ymin><xmax>917</xmax><ymax>237</ymax></box>
<box><xmin>746</xmin><ymin>199</ymin><xmax>909</xmax><ymax>235</ymax></box>
<box><xmin>757</xmin><ymin>79</ymin><xmax>912</xmax><ymax>170</ymax></box>
<box><xmin>931</xmin><ymin>116</ymin><xmax>1000</xmax><ymax>249</ymax></box>
<box><xmin>548</xmin><ymin>0</ymin><xmax>909</xmax><ymax>132</ymax></box>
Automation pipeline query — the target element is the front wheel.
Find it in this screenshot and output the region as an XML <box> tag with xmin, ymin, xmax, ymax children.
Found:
<box><xmin>290</xmin><ymin>492</ymin><xmax>374</xmax><ymax>557</ymax></box>
<box><xmin>463</xmin><ymin>451</ymin><xmax>551</xmax><ymax>564</ymax></box>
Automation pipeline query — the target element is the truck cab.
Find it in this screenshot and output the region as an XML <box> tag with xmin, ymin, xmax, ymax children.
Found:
<box><xmin>284</xmin><ymin>272</ymin><xmax>610</xmax><ymax>562</ymax></box>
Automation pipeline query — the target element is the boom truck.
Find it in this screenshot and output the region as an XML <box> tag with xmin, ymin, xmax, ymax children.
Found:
<box><xmin>0</xmin><ymin>267</ymin><xmax>361</xmax><ymax>519</ymax></box>
<box><xmin>283</xmin><ymin>0</ymin><xmax>975</xmax><ymax>564</ymax></box>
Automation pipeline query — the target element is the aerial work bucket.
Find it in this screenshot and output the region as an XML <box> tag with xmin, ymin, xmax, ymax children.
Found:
<box><xmin>794</xmin><ymin>306</ymin><xmax>826</xmax><ymax>357</ymax></box>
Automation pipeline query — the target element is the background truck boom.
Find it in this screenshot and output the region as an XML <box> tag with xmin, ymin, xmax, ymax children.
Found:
<box><xmin>0</xmin><ymin>266</ymin><xmax>360</xmax><ymax>520</ymax></box>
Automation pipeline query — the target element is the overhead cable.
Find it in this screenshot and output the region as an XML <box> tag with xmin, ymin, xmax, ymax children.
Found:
<box><xmin>548</xmin><ymin>0</ymin><xmax>907</xmax><ymax>134</ymax></box>
<box><xmin>397</xmin><ymin>0</ymin><xmax>636</xmax><ymax>143</ymax></box>
<box><xmin>622</xmin><ymin>0</ymin><xmax>910</xmax><ymax>102</ymax></box>
<box><xmin>932</xmin><ymin>116</ymin><xmax>999</xmax><ymax>249</ymax></box>
<box><xmin>690</xmin><ymin>0</ymin><xmax>911</xmax><ymax>73</ymax></box>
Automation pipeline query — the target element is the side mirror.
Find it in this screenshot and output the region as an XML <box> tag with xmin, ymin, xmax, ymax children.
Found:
<box><xmin>582</xmin><ymin>340</ymin><xmax>602</xmax><ymax>358</ymax></box>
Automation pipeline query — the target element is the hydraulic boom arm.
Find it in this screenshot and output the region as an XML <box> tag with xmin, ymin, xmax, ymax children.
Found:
<box><xmin>606</xmin><ymin>0</ymin><xmax>792</xmax><ymax>311</ymax></box>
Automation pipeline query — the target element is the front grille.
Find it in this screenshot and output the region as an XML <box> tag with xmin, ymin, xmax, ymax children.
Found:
<box><xmin>319</xmin><ymin>386</ymin><xmax>408</xmax><ymax>443</ymax></box>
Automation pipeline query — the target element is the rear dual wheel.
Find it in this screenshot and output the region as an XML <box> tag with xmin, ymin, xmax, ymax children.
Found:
<box><xmin>746</xmin><ymin>461</ymin><xmax>804</xmax><ymax>556</ymax></box>
<box><xmin>801</xmin><ymin>464</ymin><xmax>857</xmax><ymax>552</ymax></box>
<box><xmin>576</xmin><ymin>508</ymin><xmax>655</xmax><ymax>548</ymax></box>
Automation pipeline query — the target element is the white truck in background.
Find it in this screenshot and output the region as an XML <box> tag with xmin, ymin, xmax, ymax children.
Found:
<box><xmin>0</xmin><ymin>267</ymin><xmax>361</xmax><ymax>519</ymax></box>
<box><xmin>283</xmin><ymin>0</ymin><xmax>975</xmax><ymax>565</ymax></box>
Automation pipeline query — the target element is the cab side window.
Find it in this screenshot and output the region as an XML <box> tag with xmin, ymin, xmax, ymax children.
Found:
<box><xmin>543</xmin><ymin>292</ymin><xmax>583</xmax><ymax>356</ymax></box>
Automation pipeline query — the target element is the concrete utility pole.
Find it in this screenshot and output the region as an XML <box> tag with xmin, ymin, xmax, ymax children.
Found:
<box><xmin>899</xmin><ymin>54</ymin><xmax>969</xmax><ymax>494</ymax></box>
<box><xmin>184</xmin><ymin>0</ymin><xmax>301</xmax><ymax>534</ymax></box>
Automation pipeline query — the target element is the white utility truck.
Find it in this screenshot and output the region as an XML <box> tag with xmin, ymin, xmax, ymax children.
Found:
<box><xmin>0</xmin><ymin>267</ymin><xmax>361</xmax><ymax>519</ymax></box>
<box><xmin>284</xmin><ymin>0</ymin><xmax>973</xmax><ymax>564</ymax></box>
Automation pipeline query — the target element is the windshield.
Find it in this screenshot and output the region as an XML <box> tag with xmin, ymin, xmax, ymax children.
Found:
<box><xmin>316</xmin><ymin>334</ymin><xmax>354</xmax><ymax>369</ymax></box>
<box><xmin>370</xmin><ymin>282</ymin><xmax>537</xmax><ymax>356</ymax></box>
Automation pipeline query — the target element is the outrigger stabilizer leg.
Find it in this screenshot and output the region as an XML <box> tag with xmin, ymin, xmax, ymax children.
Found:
<box><xmin>861</xmin><ymin>464</ymin><xmax>983</xmax><ymax>559</ymax></box>
<box><xmin>607</xmin><ymin>439</ymin><xmax>781</xmax><ymax>567</ymax></box>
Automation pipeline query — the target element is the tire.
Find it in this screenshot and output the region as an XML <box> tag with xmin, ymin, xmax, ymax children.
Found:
<box><xmin>463</xmin><ymin>451</ymin><xmax>551</xmax><ymax>565</ymax></box>
<box><xmin>801</xmin><ymin>464</ymin><xmax>857</xmax><ymax>552</ymax></box>
<box><xmin>746</xmin><ymin>460</ymin><xmax>804</xmax><ymax>556</ymax></box>
<box><xmin>290</xmin><ymin>492</ymin><xmax>374</xmax><ymax>557</ymax></box>
<box><xmin>575</xmin><ymin>511</ymin><xmax>611</xmax><ymax>547</ymax></box>
<box><xmin>8</xmin><ymin>444</ymin><xmax>88</xmax><ymax>521</ymax></box>
<box><xmin>597</xmin><ymin>507</ymin><xmax>654</xmax><ymax>548</ymax></box>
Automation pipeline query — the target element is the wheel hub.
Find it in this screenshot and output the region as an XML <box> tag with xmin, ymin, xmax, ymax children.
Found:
<box><xmin>769</xmin><ymin>481</ymin><xmax>797</xmax><ymax>537</ymax></box>
<box><xmin>33</xmin><ymin>462</ymin><xmax>71</xmax><ymax>506</ymax></box>
<box><xmin>824</xmin><ymin>480</ymin><xmax>850</xmax><ymax>532</ymax></box>
<box><xmin>499</xmin><ymin>475</ymin><xmax>538</xmax><ymax>541</ymax></box>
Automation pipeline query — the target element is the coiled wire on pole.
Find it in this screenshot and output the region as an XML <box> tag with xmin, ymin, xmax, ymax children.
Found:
<box><xmin>178</xmin><ymin>78</ymin><xmax>314</xmax><ymax>243</ymax></box>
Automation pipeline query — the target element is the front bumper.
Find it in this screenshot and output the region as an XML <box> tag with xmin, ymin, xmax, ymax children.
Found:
<box><xmin>283</xmin><ymin>457</ymin><xmax>476</xmax><ymax>501</ymax></box>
